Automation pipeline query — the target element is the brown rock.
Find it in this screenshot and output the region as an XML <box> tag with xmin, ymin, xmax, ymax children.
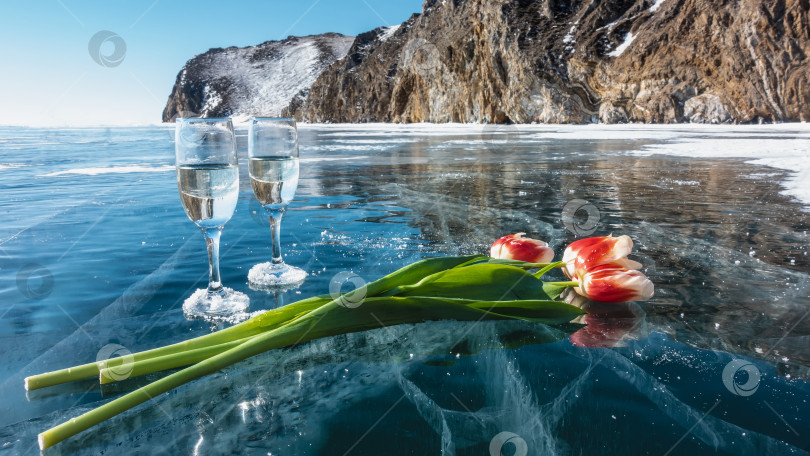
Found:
<box><xmin>287</xmin><ymin>0</ymin><xmax>810</xmax><ymax>124</ymax></box>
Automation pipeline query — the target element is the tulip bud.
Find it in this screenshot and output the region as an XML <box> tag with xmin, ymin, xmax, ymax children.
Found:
<box><xmin>577</xmin><ymin>265</ymin><xmax>654</xmax><ymax>303</ymax></box>
<box><xmin>562</xmin><ymin>235</ymin><xmax>642</xmax><ymax>280</ymax></box>
<box><xmin>490</xmin><ymin>233</ymin><xmax>555</xmax><ymax>264</ymax></box>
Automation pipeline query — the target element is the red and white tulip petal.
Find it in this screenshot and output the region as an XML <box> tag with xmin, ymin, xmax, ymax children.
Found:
<box><xmin>579</xmin><ymin>265</ymin><xmax>654</xmax><ymax>303</ymax></box>
<box><xmin>562</xmin><ymin>234</ymin><xmax>637</xmax><ymax>279</ymax></box>
<box><xmin>490</xmin><ymin>233</ymin><xmax>555</xmax><ymax>264</ymax></box>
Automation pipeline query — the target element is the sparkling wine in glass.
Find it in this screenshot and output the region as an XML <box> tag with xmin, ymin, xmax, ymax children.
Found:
<box><xmin>175</xmin><ymin>118</ymin><xmax>249</xmax><ymax>317</ymax></box>
<box><xmin>247</xmin><ymin>117</ymin><xmax>308</xmax><ymax>286</ymax></box>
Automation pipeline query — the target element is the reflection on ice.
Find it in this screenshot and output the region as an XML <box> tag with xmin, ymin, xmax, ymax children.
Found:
<box><xmin>1</xmin><ymin>125</ymin><xmax>809</xmax><ymax>454</ymax></box>
<box><xmin>295</xmin><ymin>135</ymin><xmax>810</xmax><ymax>379</ymax></box>
<box><xmin>564</xmin><ymin>291</ymin><xmax>649</xmax><ymax>348</ymax></box>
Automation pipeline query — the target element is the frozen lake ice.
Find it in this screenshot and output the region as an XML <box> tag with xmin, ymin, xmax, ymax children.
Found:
<box><xmin>0</xmin><ymin>124</ymin><xmax>808</xmax><ymax>454</ymax></box>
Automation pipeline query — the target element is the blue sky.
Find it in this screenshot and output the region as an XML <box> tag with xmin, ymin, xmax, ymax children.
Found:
<box><xmin>0</xmin><ymin>0</ymin><xmax>423</xmax><ymax>126</ymax></box>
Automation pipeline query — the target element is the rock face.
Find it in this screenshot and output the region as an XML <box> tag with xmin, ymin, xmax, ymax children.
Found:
<box><xmin>162</xmin><ymin>34</ymin><xmax>354</xmax><ymax>122</ymax></box>
<box><xmin>286</xmin><ymin>0</ymin><xmax>810</xmax><ymax>123</ymax></box>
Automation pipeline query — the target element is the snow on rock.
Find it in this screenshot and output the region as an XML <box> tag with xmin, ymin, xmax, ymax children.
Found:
<box><xmin>597</xmin><ymin>18</ymin><xmax>620</xmax><ymax>32</ymax></box>
<box><xmin>649</xmin><ymin>0</ymin><xmax>667</xmax><ymax>13</ymax></box>
<box><xmin>683</xmin><ymin>94</ymin><xmax>732</xmax><ymax>124</ymax></box>
<box><xmin>607</xmin><ymin>32</ymin><xmax>637</xmax><ymax>57</ymax></box>
<box><xmin>379</xmin><ymin>25</ymin><xmax>401</xmax><ymax>42</ymax></box>
<box><xmin>563</xmin><ymin>21</ymin><xmax>578</xmax><ymax>53</ymax></box>
<box><xmin>162</xmin><ymin>34</ymin><xmax>355</xmax><ymax>121</ymax></box>
<box><xmin>563</xmin><ymin>22</ymin><xmax>578</xmax><ymax>44</ymax></box>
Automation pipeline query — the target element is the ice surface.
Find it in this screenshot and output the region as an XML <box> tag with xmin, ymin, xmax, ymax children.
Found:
<box><xmin>299</xmin><ymin>123</ymin><xmax>810</xmax><ymax>207</ymax></box>
<box><xmin>41</xmin><ymin>165</ymin><xmax>174</xmax><ymax>176</ymax></box>
<box><xmin>298</xmin><ymin>155</ymin><xmax>370</xmax><ymax>162</ymax></box>
<box><xmin>0</xmin><ymin>163</ymin><xmax>27</xmax><ymax>171</ymax></box>
<box><xmin>2</xmin><ymin>125</ymin><xmax>810</xmax><ymax>454</ymax></box>
<box><xmin>629</xmin><ymin>125</ymin><xmax>810</xmax><ymax>206</ymax></box>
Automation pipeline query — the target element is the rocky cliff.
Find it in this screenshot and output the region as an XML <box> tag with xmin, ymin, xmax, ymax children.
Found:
<box><xmin>162</xmin><ymin>33</ymin><xmax>354</xmax><ymax>122</ymax></box>
<box><xmin>287</xmin><ymin>0</ymin><xmax>810</xmax><ymax>124</ymax></box>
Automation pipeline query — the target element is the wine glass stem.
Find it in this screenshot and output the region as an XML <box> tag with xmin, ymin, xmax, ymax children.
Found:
<box><xmin>203</xmin><ymin>228</ymin><xmax>224</xmax><ymax>294</ymax></box>
<box><xmin>269</xmin><ymin>210</ymin><xmax>284</xmax><ymax>265</ymax></box>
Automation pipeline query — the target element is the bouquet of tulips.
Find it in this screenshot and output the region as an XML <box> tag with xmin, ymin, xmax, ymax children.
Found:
<box><xmin>27</xmin><ymin>234</ymin><xmax>652</xmax><ymax>449</ymax></box>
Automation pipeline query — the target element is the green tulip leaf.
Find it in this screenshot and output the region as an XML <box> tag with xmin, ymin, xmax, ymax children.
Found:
<box><xmin>385</xmin><ymin>264</ymin><xmax>558</xmax><ymax>301</ymax></box>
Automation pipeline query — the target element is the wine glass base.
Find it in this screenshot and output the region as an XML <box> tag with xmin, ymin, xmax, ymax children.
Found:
<box><xmin>248</xmin><ymin>279</ymin><xmax>305</xmax><ymax>294</ymax></box>
<box><xmin>182</xmin><ymin>287</ymin><xmax>250</xmax><ymax>319</ymax></box>
<box><xmin>248</xmin><ymin>262</ymin><xmax>308</xmax><ymax>287</ymax></box>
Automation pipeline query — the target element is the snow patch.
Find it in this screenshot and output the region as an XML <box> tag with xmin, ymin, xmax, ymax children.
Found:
<box><xmin>649</xmin><ymin>0</ymin><xmax>667</xmax><ymax>13</ymax></box>
<box><xmin>607</xmin><ymin>32</ymin><xmax>637</xmax><ymax>57</ymax></box>
<box><xmin>563</xmin><ymin>21</ymin><xmax>578</xmax><ymax>44</ymax></box>
<box><xmin>630</xmin><ymin>126</ymin><xmax>810</xmax><ymax>207</ymax></box>
<box><xmin>201</xmin><ymin>85</ymin><xmax>223</xmax><ymax>116</ymax></box>
<box><xmin>597</xmin><ymin>19</ymin><xmax>620</xmax><ymax>32</ymax></box>
<box><xmin>563</xmin><ymin>21</ymin><xmax>578</xmax><ymax>53</ymax></box>
<box><xmin>379</xmin><ymin>25</ymin><xmax>401</xmax><ymax>42</ymax></box>
<box><xmin>191</xmin><ymin>36</ymin><xmax>354</xmax><ymax>118</ymax></box>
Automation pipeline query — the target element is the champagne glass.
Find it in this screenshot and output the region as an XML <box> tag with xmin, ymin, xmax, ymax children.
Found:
<box><xmin>247</xmin><ymin>117</ymin><xmax>308</xmax><ymax>286</ymax></box>
<box><xmin>175</xmin><ymin>118</ymin><xmax>249</xmax><ymax>317</ymax></box>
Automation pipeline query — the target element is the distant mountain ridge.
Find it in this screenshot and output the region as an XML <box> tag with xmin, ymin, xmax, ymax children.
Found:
<box><xmin>164</xmin><ymin>0</ymin><xmax>810</xmax><ymax>124</ymax></box>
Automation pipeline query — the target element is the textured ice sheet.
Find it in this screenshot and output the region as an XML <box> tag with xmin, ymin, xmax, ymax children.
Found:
<box><xmin>5</xmin><ymin>320</ymin><xmax>805</xmax><ymax>455</ymax></box>
<box><xmin>299</xmin><ymin>123</ymin><xmax>810</xmax><ymax>207</ymax></box>
<box><xmin>3</xmin><ymin>125</ymin><xmax>810</xmax><ymax>454</ymax></box>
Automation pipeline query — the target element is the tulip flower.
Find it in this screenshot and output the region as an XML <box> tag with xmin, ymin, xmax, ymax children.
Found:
<box><xmin>577</xmin><ymin>264</ymin><xmax>654</xmax><ymax>303</ymax></box>
<box><xmin>562</xmin><ymin>235</ymin><xmax>642</xmax><ymax>280</ymax></box>
<box><xmin>490</xmin><ymin>233</ymin><xmax>555</xmax><ymax>264</ymax></box>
